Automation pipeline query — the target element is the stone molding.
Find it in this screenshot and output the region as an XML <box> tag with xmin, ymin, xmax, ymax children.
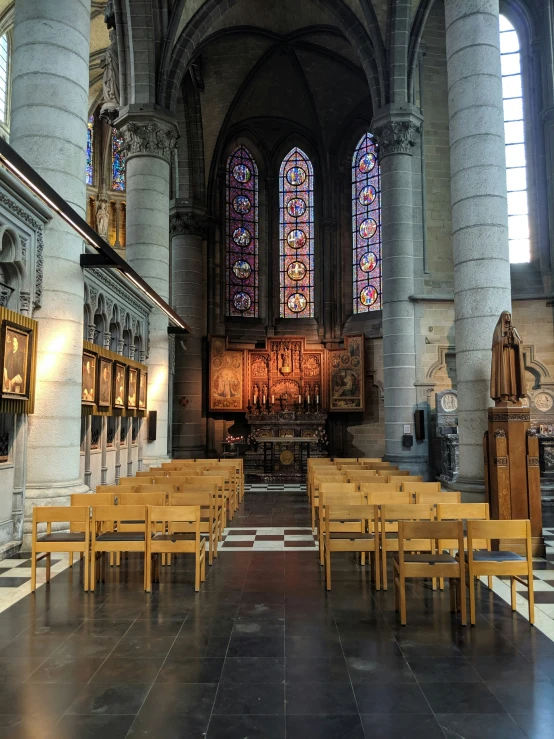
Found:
<box><xmin>170</xmin><ymin>211</ymin><xmax>208</xmax><ymax>239</ymax></box>
<box><xmin>119</xmin><ymin>120</ymin><xmax>178</xmax><ymax>163</ymax></box>
<box><xmin>373</xmin><ymin>120</ymin><xmax>421</xmax><ymax>157</ymax></box>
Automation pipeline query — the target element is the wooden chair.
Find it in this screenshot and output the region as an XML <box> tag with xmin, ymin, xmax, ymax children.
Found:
<box><xmin>170</xmin><ymin>491</ymin><xmax>221</xmax><ymax>565</ymax></box>
<box><xmin>393</xmin><ymin>520</ymin><xmax>466</xmax><ymax>626</ymax></box>
<box><xmin>69</xmin><ymin>493</ymin><xmax>115</xmax><ymax>567</ymax></box>
<box><xmin>90</xmin><ymin>505</ymin><xmax>148</xmax><ymax>591</ymax></box>
<box><xmin>380</xmin><ymin>503</ymin><xmax>435</xmax><ymax>590</ymax></box>
<box><xmin>311</xmin><ymin>474</ymin><xmax>345</xmax><ymax>529</ymax></box>
<box><xmin>175</xmin><ymin>480</ymin><xmax>226</xmax><ymax>537</ymax></box>
<box><xmin>318</xmin><ymin>489</ymin><xmax>363</xmax><ymax>565</ymax></box>
<box><xmin>146</xmin><ymin>505</ymin><xmax>206</xmax><ymax>592</ymax></box>
<box><xmin>31</xmin><ymin>506</ymin><xmax>90</xmax><ymax>592</ymax></box>
<box><xmin>136</xmin><ymin>470</ymin><xmax>157</xmax><ymax>478</ymax></box>
<box><xmin>377</xmin><ymin>468</ymin><xmax>409</xmax><ymax>477</ymax></box>
<box><xmin>332</xmin><ymin>458</ymin><xmax>359</xmax><ymax>464</ymax></box>
<box><xmin>437</xmin><ymin>502</ymin><xmax>492</xmax><ymax>589</ymax></box>
<box><xmin>401</xmin><ymin>482</ymin><xmax>441</xmax><ymax>495</ymax></box>
<box><xmin>364</xmin><ymin>491</ymin><xmax>411</xmax><ymax>505</ymax></box>
<box><xmin>118</xmin><ymin>476</ymin><xmax>149</xmax><ymax>485</ymax></box>
<box><xmin>202</xmin><ymin>469</ymin><xmax>237</xmax><ymax>517</ymax></box>
<box><xmin>359</xmin><ymin>482</ymin><xmax>402</xmax><ymax>495</ymax></box>
<box><xmin>415</xmin><ymin>491</ymin><xmax>461</xmax><ymax>505</ymax></box>
<box><xmin>324</xmin><ymin>504</ymin><xmax>380</xmax><ymax>590</ymax></box>
<box><xmin>465</xmin><ymin>519</ymin><xmax>534</xmax><ymax>625</ymax></box>
<box><xmin>386</xmin><ymin>475</ymin><xmax>423</xmax><ymax>485</ymax></box>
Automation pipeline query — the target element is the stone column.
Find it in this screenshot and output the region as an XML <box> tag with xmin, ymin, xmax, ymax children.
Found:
<box><xmin>445</xmin><ymin>0</ymin><xmax>511</xmax><ymax>488</ymax></box>
<box><xmin>117</xmin><ymin>109</ymin><xmax>178</xmax><ymax>465</ymax></box>
<box><xmin>373</xmin><ymin>104</ymin><xmax>426</xmax><ymax>474</ymax></box>
<box><xmin>10</xmin><ymin>0</ymin><xmax>90</xmax><ymax>539</ymax></box>
<box><xmin>170</xmin><ymin>205</ymin><xmax>207</xmax><ymax>457</ymax></box>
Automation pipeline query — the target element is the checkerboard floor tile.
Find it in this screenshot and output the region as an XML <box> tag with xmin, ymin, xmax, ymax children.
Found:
<box><xmin>219</xmin><ymin>526</ymin><xmax>318</xmax><ymax>551</ymax></box>
<box><xmin>0</xmin><ymin>554</ymin><xmax>71</xmax><ymax>615</ymax></box>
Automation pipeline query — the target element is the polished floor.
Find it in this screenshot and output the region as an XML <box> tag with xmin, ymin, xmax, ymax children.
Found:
<box><xmin>0</xmin><ymin>489</ymin><xmax>553</xmax><ymax>737</ymax></box>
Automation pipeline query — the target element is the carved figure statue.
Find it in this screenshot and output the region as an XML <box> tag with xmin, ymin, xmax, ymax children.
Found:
<box><xmin>100</xmin><ymin>29</ymin><xmax>120</xmax><ymax>122</ymax></box>
<box><xmin>490</xmin><ymin>311</ymin><xmax>526</xmax><ymax>404</ymax></box>
<box><xmin>96</xmin><ymin>197</ymin><xmax>110</xmax><ymax>240</ymax></box>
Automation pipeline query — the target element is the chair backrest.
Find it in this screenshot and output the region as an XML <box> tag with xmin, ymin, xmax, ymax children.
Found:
<box><xmin>170</xmin><ymin>491</ymin><xmax>213</xmax><ymax>506</ymax></box>
<box><xmin>147</xmin><ymin>505</ymin><xmax>201</xmax><ymax>535</ymax></box>
<box><xmin>436</xmin><ymin>502</ymin><xmax>490</xmax><ymax>522</ymax></box>
<box><xmin>118</xmin><ymin>491</ymin><xmax>166</xmax><ymax>507</ymax></box>
<box><xmin>332</xmin><ymin>458</ymin><xmax>358</xmax><ymax>463</ymax></box>
<box><xmin>136</xmin><ymin>470</ymin><xmax>156</xmax><ymax>477</ymax></box>
<box><xmin>398</xmin><ymin>520</ymin><xmax>463</xmax><ymax>551</ymax></box>
<box><xmin>152</xmin><ymin>476</ymin><xmax>223</xmax><ymax>490</ymax></box>
<box><xmin>92</xmin><ymin>504</ymin><xmax>147</xmax><ymax>528</ymax></box>
<box><xmin>71</xmin><ymin>493</ymin><xmax>115</xmax><ymax>507</ymax></box>
<box><xmin>346</xmin><ymin>472</ymin><xmax>378</xmax><ymax>483</ymax></box>
<box><xmin>387</xmin><ymin>475</ymin><xmax>423</xmax><ymax>484</ymax></box>
<box><xmin>467</xmin><ymin>518</ymin><xmax>530</xmax><ymax>543</ymax></box>
<box><xmin>320</xmin><ymin>491</ymin><xmax>364</xmax><ymax>507</ymax></box>
<box><xmin>415</xmin><ymin>491</ymin><xmax>461</xmax><ymax>505</ymax></box>
<box><xmin>362</xmin><ymin>458</ymin><xmax>383</xmax><ymax>462</ymax></box>
<box><xmin>380</xmin><ymin>503</ymin><xmax>435</xmax><ymax>522</ymax></box>
<box><xmin>133</xmin><ymin>483</ymin><xmax>180</xmax><ymax>495</ymax></box>
<box><xmin>118</xmin><ymin>476</ymin><xmax>149</xmax><ymax>485</ymax></box>
<box><xmin>336</xmin><ymin>464</ymin><xmax>364</xmax><ymax>471</ymax></box>
<box><xmin>359</xmin><ymin>482</ymin><xmax>402</xmax><ymax>494</ymax></box>
<box><xmin>401</xmin><ymin>482</ymin><xmax>441</xmax><ymax>494</ymax></box>
<box><xmin>319</xmin><ymin>482</ymin><xmax>357</xmax><ymax>494</ymax></box>
<box><xmin>34</xmin><ymin>505</ymin><xmax>89</xmax><ymax>525</ymax></box>
<box><xmin>177</xmin><ymin>482</ymin><xmax>219</xmax><ymax>495</ymax></box>
<box><xmin>325</xmin><ymin>504</ymin><xmax>379</xmax><ymax>529</ymax></box>
<box><xmin>365</xmin><ymin>490</ymin><xmax>411</xmax><ymax>505</ymax></box>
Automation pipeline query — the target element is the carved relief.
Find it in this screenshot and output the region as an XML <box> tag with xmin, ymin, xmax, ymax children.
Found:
<box><xmin>373</xmin><ymin>120</ymin><xmax>421</xmax><ymax>157</ymax></box>
<box><xmin>251</xmin><ymin>354</ymin><xmax>269</xmax><ymax>378</ymax></box>
<box><xmin>120</xmin><ymin>120</ymin><xmax>178</xmax><ymax>163</ymax></box>
<box><xmin>303</xmin><ymin>354</ymin><xmax>320</xmax><ymax>377</ymax></box>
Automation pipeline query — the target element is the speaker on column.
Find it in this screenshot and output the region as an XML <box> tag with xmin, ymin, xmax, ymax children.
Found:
<box><xmin>414</xmin><ymin>409</ymin><xmax>425</xmax><ymax>441</ymax></box>
<box><xmin>147</xmin><ymin>411</ymin><xmax>157</xmax><ymax>442</ymax></box>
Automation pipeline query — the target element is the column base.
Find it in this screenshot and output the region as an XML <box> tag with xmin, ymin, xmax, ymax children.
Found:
<box><xmin>383</xmin><ymin>453</ymin><xmax>430</xmax><ymax>479</ymax></box>
<box><xmin>442</xmin><ymin>476</ymin><xmax>486</xmax><ymax>502</ymax></box>
<box><xmin>22</xmin><ymin>479</ymin><xmax>89</xmax><ymax>550</ymax></box>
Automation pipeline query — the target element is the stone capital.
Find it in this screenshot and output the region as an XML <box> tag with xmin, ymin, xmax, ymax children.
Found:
<box><xmin>169</xmin><ymin>202</ymin><xmax>208</xmax><ymax>239</ymax></box>
<box><xmin>372</xmin><ymin>104</ymin><xmax>423</xmax><ymax>158</ymax></box>
<box><xmin>115</xmin><ymin>106</ymin><xmax>179</xmax><ymax>164</ymax></box>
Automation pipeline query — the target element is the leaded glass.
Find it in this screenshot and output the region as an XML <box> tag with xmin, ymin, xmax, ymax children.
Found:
<box><xmin>86</xmin><ymin>115</ymin><xmax>94</xmax><ymax>186</ymax></box>
<box><xmin>352</xmin><ymin>133</ymin><xmax>381</xmax><ymax>312</ymax></box>
<box><xmin>0</xmin><ymin>35</ymin><xmax>8</xmax><ymax>123</ymax></box>
<box><xmin>111</xmin><ymin>129</ymin><xmax>125</xmax><ymax>192</ymax></box>
<box><xmin>226</xmin><ymin>146</ymin><xmax>258</xmax><ymax>317</ymax></box>
<box><xmin>279</xmin><ymin>147</ymin><xmax>314</xmax><ymax>318</ymax></box>
<box><xmin>500</xmin><ymin>15</ymin><xmax>530</xmax><ymax>263</ymax></box>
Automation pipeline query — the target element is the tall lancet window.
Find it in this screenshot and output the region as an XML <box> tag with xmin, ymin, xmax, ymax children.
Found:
<box><xmin>0</xmin><ymin>34</ymin><xmax>9</xmax><ymax>123</ymax></box>
<box><xmin>226</xmin><ymin>146</ymin><xmax>258</xmax><ymax>317</ymax></box>
<box><xmin>279</xmin><ymin>147</ymin><xmax>314</xmax><ymax>318</ymax></box>
<box><xmin>111</xmin><ymin>129</ymin><xmax>125</xmax><ymax>192</ymax></box>
<box><xmin>500</xmin><ymin>15</ymin><xmax>530</xmax><ymax>263</ymax></box>
<box><xmin>86</xmin><ymin>115</ymin><xmax>94</xmax><ymax>186</ymax></box>
<box><xmin>352</xmin><ymin>133</ymin><xmax>381</xmax><ymax>312</ymax></box>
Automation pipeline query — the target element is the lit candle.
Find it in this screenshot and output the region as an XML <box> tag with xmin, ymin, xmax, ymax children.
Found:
<box><xmin>307</xmin><ymin>394</ymin><xmax>310</xmax><ymax>404</ymax></box>
<box><xmin>298</xmin><ymin>394</ymin><xmax>301</xmax><ymax>403</ymax></box>
<box><xmin>262</xmin><ymin>395</ymin><xmax>266</xmax><ymax>404</ymax></box>
<box><xmin>271</xmin><ymin>395</ymin><xmax>274</xmax><ymax>404</ymax></box>
<box><xmin>316</xmin><ymin>394</ymin><xmax>319</xmax><ymax>404</ymax></box>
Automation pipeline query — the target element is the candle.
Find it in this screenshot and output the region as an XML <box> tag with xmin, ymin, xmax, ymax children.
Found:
<box><xmin>307</xmin><ymin>394</ymin><xmax>310</xmax><ymax>404</ymax></box>
<box><xmin>316</xmin><ymin>394</ymin><xmax>319</xmax><ymax>403</ymax></box>
<box><xmin>271</xmin><ymin>395</ymin><xmax>274</xmax><ymax>404</ymax></box>
<box><xmin>298</xmin><ymin>394</ymin><xmax>301</xmax><ymax>403</ymax></box>
<box><xmin>262</xmin><ymin>395</ymin><xmax>266</xmax><ymax>404</ymax></box>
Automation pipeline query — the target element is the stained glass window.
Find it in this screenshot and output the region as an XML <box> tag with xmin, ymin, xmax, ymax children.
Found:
<box><xmin>226</xmin><ymin>146</ymin><xmax>258</xmax><ymax>317</ymax></box>
<box><xmin>500</xmin><ymin>15</ymin><xmax>529</xmax><ymax>263</ymax></box>
<box><xmin>279</xmin><ymin>148</ymin><xmax>314</xmax><ymax>318</ymax></box>
<box><xmin>0</xmin><ymin>35</ymin><xmax>8</xmax><ymax>123</ymax></box>
<box><xmin>86</xmin><ymin>115</ymin><xmax>94</xmax><ymax>186</ymax></box>
<box><xmin>352</xmin><ymin>133</ymin><xmax>381</xmax><ymax>312</ymax></box>
<box><xmin>111</xmin><ymin>128</ymin><xmax>125</xmax><ymax>192</ymax></box>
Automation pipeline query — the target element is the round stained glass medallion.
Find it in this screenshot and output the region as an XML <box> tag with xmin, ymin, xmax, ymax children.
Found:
<box><xmin>232</xmin><ymin>227</ymin><xmax>251</xmax><ymax>246</ymax></box>
<box><xmin>232</xmin><ymin>163</ymin><xmax>251</xmax><ymax>183</ymax></box>
<box><xmin>287</xmin><ymin>261</ymin><xmax>307</xmax><ymax>281</ymax></box>
<box><xmin>359</xmin><ymin>218</ymin><xmax>377</xmax><ymax>239</ymax></box>
<box><xmin>359</xmin><ymin>185</ymin><xmax>377</xmax><ymax>206</ymax></box>
<box><xmin>287</xmin><ymin>229</ymin><xmax>307</xmax><ymax>249</ymax></box>
<box><xmin>360</xmin><ymin>252</ymin><xmax>377</xmax><ymax>273</ymax></box>
<box><xmin>287</xmin><ymin>166</ymin><xmax>306</xmax><ymax>186</ymax></box>
<box><xmin>232</xmin><ymin>260</ymin><xmax>252</xmax><ymax>280</ymax></box>
<box><xmin>287</xmin><ymin>293</ymin><xmax>307</xmax><ymax>313</ymax></box>
<box><xmin>233</xmin><ymin>291</ymin><xmax>252</xmax><ymax>312</ymax></box>
<box><xmin>360</xmin><ymin>285</ymin><xmax>378</xmax><ymax>307</ymax></box>
<box><xmin>287</xmin><ymin>198</ymin><xmax>306</xmax><ymax>217</ymax></box>
<box><xmin>233</xmin><ymin>195</ymin><xmax>251</xmax><ymax>214</ymax></box>
<box><xmin>359</xmin><ymin>152</ymin><xmax>376</xmax><ymax>174</ymax></box>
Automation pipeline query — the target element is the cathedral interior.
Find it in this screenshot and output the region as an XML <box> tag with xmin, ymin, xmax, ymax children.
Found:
<box><xmin>0</xmin><ymin>0</ymin><xmax>552</xmax><ymax>737</ymax></box>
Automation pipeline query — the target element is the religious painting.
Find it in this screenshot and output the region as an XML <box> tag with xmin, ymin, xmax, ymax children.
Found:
<box><xmin>127</xmin><ymin>367</ymin><xmax>138</xmax><ymax>410</ymax></box>
<box><xmin>139</xmin><ymin>370</ymin><xmax>147</xmax><ymax>410</ymax></box>
<box><xmin>81</xmin><ymin>350</ymin><xmax>97</xmax><ymax>405</ymax></box>
<box><xmin>113</xmin><ymin>361</ymin><xmax>126</xmax><ymax>409</ymax></box>
<box><xmin>97</xmin><ymin>357</ymin><xmax>113</xmax><ymax>407</ymax></box>
<box><xmin>1</xmin><ymin>321</ymin><xmax>33</xmax><ymax>400</ymax></box>
<box><xmin>210</xmin><ymin>336</ymin><xmax>244</xmax><ymax>411</ymax></box>
<box><xmin>329</xmin><ymin>335</ymin><xmax>365</xmax><ymax>412</ymax></box>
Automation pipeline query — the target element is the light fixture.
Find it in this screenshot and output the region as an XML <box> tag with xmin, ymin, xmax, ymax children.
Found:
<box><xmin>0</xmin><ymin>137</ymin><xmax>189</xmax><ymax>332</ymax></box>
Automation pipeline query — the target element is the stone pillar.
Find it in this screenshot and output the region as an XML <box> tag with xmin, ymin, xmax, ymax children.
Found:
<box><xmin>10</xmin><ymin>0</ymin><xmax>90</xmax><ymax>539</ymax></box>
<box><xmin>373</xmin><ymin>105</ymin><xmax>426</xmax><ymax>474</ymax></box>
<box><xmin>118</xmin><ymin>109</ymin><xmax>178</xmax><ymax>465</ymax></box>
<box><xmin>170</xmin><ymin>205</ymin><xmax>207</xmax><ymax>457</ymax></box>
<box><xmin>445</xmin><ymin>0</ymin><xmax>511</xmax><ymax>488</ymax></box>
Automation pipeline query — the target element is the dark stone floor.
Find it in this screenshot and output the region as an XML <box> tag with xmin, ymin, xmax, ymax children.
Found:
<box><xmin>0</xmin><ymin>489</ymin><xmax>553</xmax><ymax>737</ymax></box>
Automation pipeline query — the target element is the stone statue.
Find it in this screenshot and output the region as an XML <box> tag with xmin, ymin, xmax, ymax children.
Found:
<box><xmin>95</xmin><ymin>197</ymin><xmax>110</xmax><ymax>240</ymax></box>
<box><xmin>490</xmin><ymin>311</ymin><xmax>526</xmax><ymax>404</ymax></box>
<box><xmin>99</xmin><ymin>28</ymin><xmax>120</xmax><ymax>123</ymax></box>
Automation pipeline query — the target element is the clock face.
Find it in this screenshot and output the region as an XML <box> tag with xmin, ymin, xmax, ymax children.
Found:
<box><xmin>440</xmin><ymin>393</ymin><xmax>458</xmax><ymax>412</ymax></box>
<box><xmin>535</xmin><ymin>392</ymin><xmax>553</xmax><ymax>413</ymax></box>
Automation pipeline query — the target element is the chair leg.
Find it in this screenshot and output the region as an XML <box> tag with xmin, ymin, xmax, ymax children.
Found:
<box><xmin>488</xmin><ymin>576</ymin><xmax>493</xmax><ymax>589</ymax></box>
<box><xmin>325</xmin><ymin>545</ymin><xmax>332</xmax><ymax>591</ymax></box>
<box><xmin>374</xmin><ymin>550</ymin><xmax>380</xmax><ymax>591</ymax></box>
<box><xmin>381</xmin><ymin>549</ymin><xmax>388</xmax><ymax>591</ymax></box>
<box><xmin>394</xmin><ymin>575</ymin><xmax>399</xmax><ymax>612</ymax></box>
<box><xmin>69</xmin><ymin>552</ymin><xmax>73</xmax><ymax>568</ymax></box>
<box><xmin>469</xmin><ymin>575</ymin><xmax>476</xmax><ymax>626</ymax></box>
<box><xmin>459</xmin><ymin>576</ymin><xmax>467</xmax><ymax>626</ymax></box>
<box><xmin>360</xmin><ymin>552</ymin><xmax>366</xmax><ymax>567</ymax></box>
<box><xmin>195</xmin><ymin>551</ymin><xmax>200</xmax><ymax>592</ymax></box>
<box><xmin>511</xmin><ymin>576</ymin><xmax>517</xmax><ymax>611</ymax></box>
<box><xmin>45</xmin><ymin>553</ymin><xmax>51</xmax><ymax>584</ymax></box>
<box><xmin>83</xmin><ymin>549</ymin><xmax>89</xmax><ymax>592</ymax></box>
<box><xmin>31</xmin><ymin>544</ymin><xmax>37</xmax><ymax>593</ymax></box>
<box><xmin>399</xmin><ymin>575</ymin><xmax>407</xmax><ymax>626</ymax></box>
<box><xmin>528</xmin><ymin>578</ymin><xmax>535</xmax><ymax>625</ymax></box>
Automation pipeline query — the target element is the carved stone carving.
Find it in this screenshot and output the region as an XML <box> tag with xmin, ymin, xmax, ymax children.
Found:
<box><xmin>95</xmin><ymin>196</ymin><xmax>110</xmax><ymax>240</ymax></box>
<box><xmin>20</xmin><ymin>238</ymin><xmax>27</xmax><ymax>265</ymax></box>
<box><xmin>19</xmin><ymin>291</ymin><xmax>30</xmax><ymax>314</ymax></box>
<box><xmin>105</xmin><ymin>298</ymin><xmax>114</xmax><ymax>319</ymax></box>
<box><xmin>87</xmin><ymin>324</ymin><xmax>96</xmax><ymax>341</ymax></box>
<box><xmin>373</xmin><ymin>120</ymin><xmax>421</xmax><ymax>157</ymax></box>
<box><xmin>117</xmin><ymin>339</ymin><xmax>124</xmax><ymax>354</ymax></box>
<box><xmin>103</xmin><ymin>332</ymin><xmax>111</xmax><ymax>350</ymax></box>
<box><xmin>120</xmin><ymin>121</ymin><xmax>178</xmax><ymax>163</ymax></box>
<box><xmin>129</xmin><ymin>345</ymin><xmax>136</xmax><ymax>360</ymax></box>
<box><xmin>0</xmin><ymin>283</ymin><xmax>12</xmax><ymax>307</ymax></box>
<box><xmin>170</xmin><ymin>212</ymin><xmax>208</xmax><ymax>240</ymax></box>
<box><xmin>494</xmin><ymin>429</ymin><xmax>507</xmax><ymax>437</ymax></box>
<box><xmin>99</xmin><ymin>28</ymin><xmax>120</xmax><ymax>124</ymax></box>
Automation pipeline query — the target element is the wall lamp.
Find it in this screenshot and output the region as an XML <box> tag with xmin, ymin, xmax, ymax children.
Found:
<box><xmin>0</xmin><ymin>137</ymin><xmax>189</xmax><ymax>333</ymax></box>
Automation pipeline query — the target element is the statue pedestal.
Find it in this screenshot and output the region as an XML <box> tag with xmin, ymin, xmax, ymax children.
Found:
<box><xmin>485</xmin><ymin>404</ymin><xmax>544</xmax><ymax>556</ymax></box>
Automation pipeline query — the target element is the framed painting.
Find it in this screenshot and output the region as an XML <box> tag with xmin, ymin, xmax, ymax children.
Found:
<box><xmin>138</xmin><ymin>370</ymin><xmax>147</xmax><ymax>410</ymax></box>
<box><xmin>97</xmin><ymin>357</ymin><xmax>113</xmax><ymax>407</ymax></box>
<box><xmin>127</xmin><ymin>367</ymin><xmax>138</xmax><ymax>410</ymax></box>
<box><xmin>81</xmin><ymin>350</ymin><xmax>97</xmax><ymax>406</ymax></box>
<box><xmin>209</xmin><ymin>336</ymin><xmax>244</xmax><ymax>411</ymax></box>
<box><xmin>329</xmin><ymin>335</ymin><xmax>365</xmax><ymax>412</ymax></box>
<box><xmin>1</xmin><ymin>321</ymin><xmax>33</xmax><ymax>400</ymax></box>
<box><xmin>113</xmin><ymin>361</ymin><xmax>126</xmax><ymax>409</ymax></box>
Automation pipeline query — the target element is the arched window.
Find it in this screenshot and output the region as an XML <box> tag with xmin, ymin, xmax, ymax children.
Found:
<box><xmin>226</xmin><ymin>146</ymin><xmax>258</xmax><ymax>317</ymax></box>
<box><xmin>500</xmin><ymin>15</ymin><xmax>529</xmax><ymax>263</ymax></box>
<box><xmin>86</xmin><ymin>115</ymin><xmax>94</xmax><ymax>186</ymax></box>
<box><xmin>352</xmin><ymin>133</ymin><xmax>381</xmax><ymax>312</ymax></box>
<box><xmin>279</xmin><ymin>147</ymin><xmax>314</xmax><ymax>318</ymax></box>
<box><xmin>111</xmin><ymin>129</ymin><xmax>125</xmax><ymax>191</ymax></box>
<box><xmin>0</xmin><ymin>34</ymin><xmax>9</xmax><ymax>123</ymax></box>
